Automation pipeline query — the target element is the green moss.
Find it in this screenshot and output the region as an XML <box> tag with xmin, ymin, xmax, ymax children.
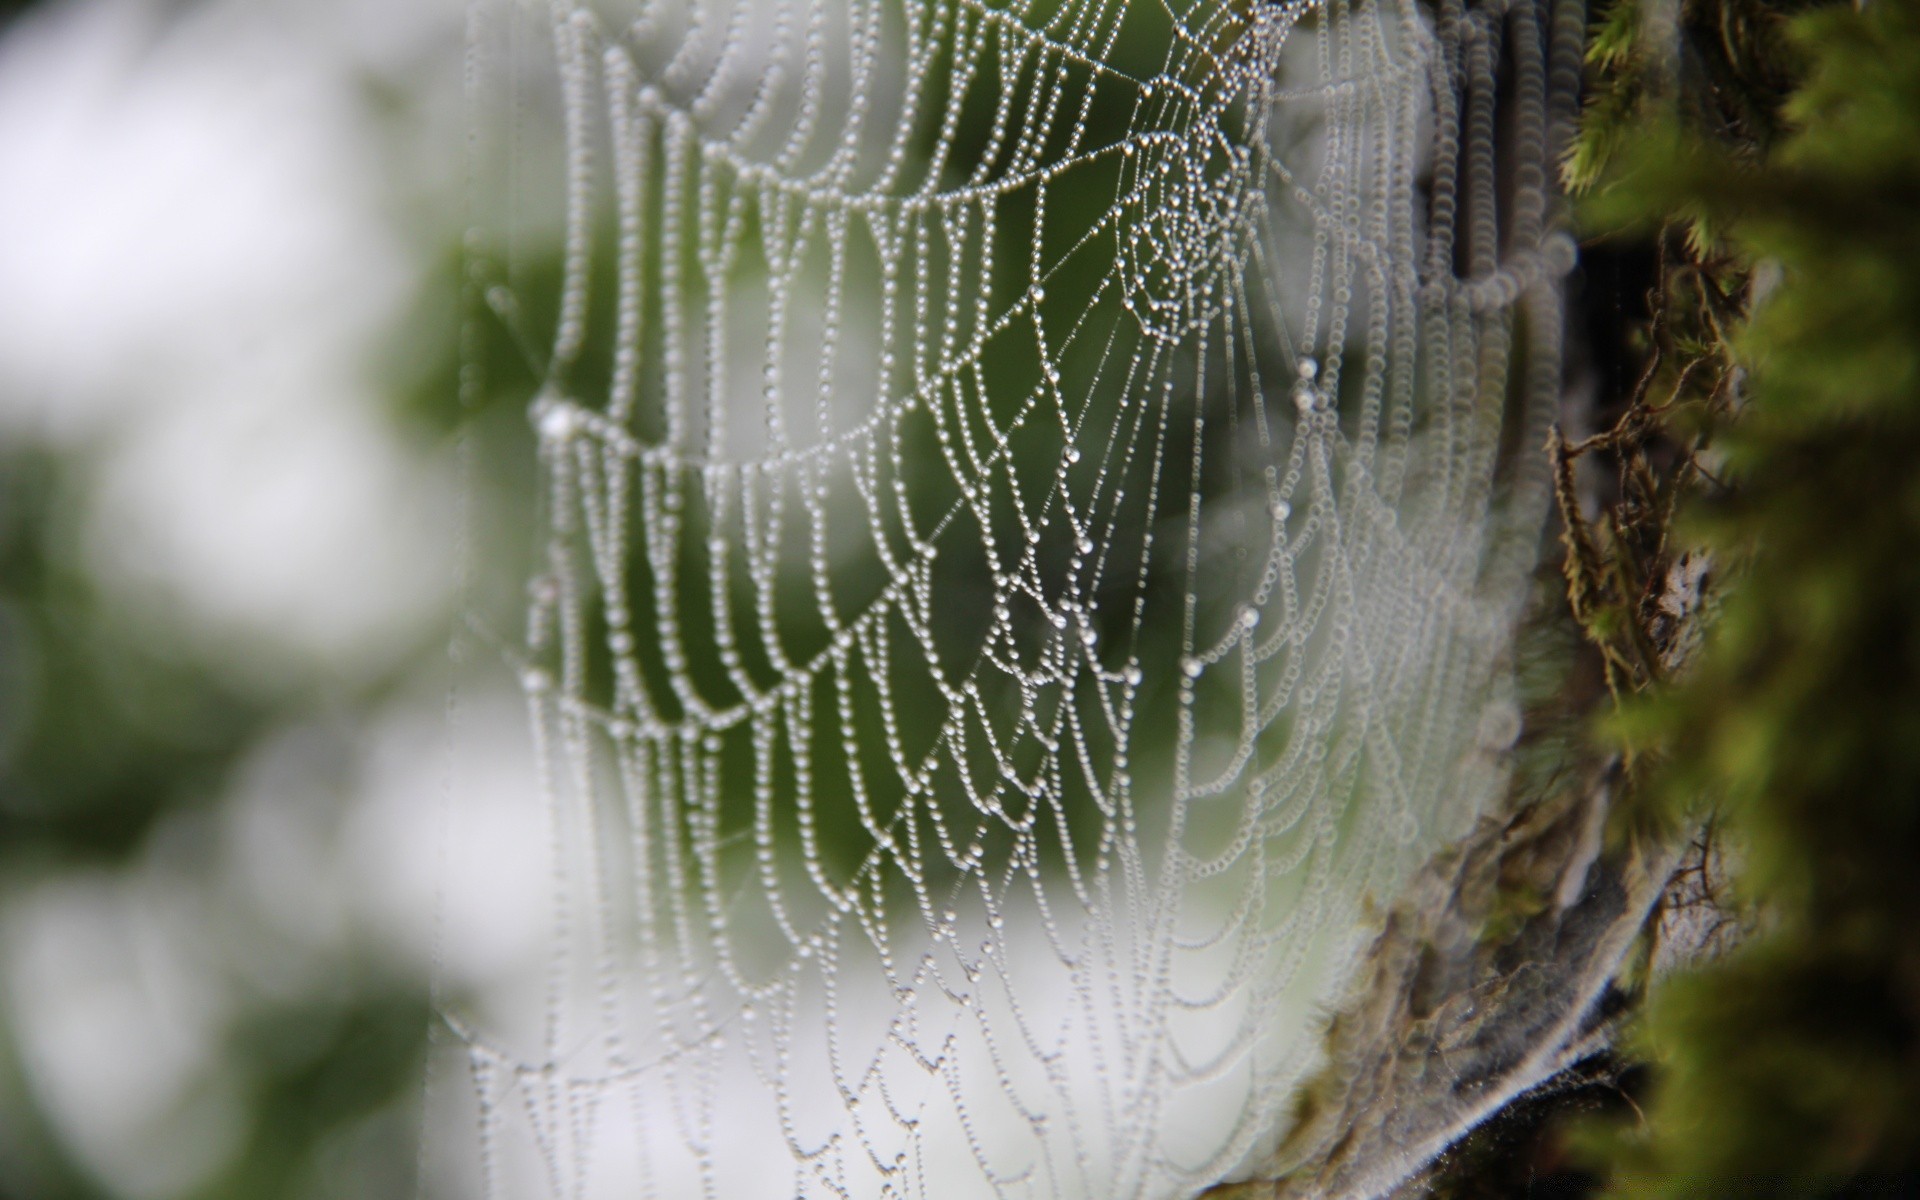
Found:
<box><xmin>1570</xmin><ymin>0</ymin><xmax>1920</xmax><ymax>1191</ymax></box>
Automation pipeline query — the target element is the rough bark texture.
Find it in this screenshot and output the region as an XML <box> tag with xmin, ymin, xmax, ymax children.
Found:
<box><xmin>1205</xmin><ymin>757</ymin><xmax>1677</xmax><ymax>1199</ymax></box>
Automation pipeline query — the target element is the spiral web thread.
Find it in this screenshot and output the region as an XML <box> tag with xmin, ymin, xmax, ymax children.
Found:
<box><xmin>447</xmin><ymin>0</ymin><xmax>1573</xmax><ymax>1194</ymax></box>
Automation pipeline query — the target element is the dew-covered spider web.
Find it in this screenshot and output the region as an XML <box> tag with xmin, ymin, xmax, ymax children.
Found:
<box><xmin>440</xmin><ymin>0</ymin><xmax>1576</xmax><ymax>1194</ymax></box>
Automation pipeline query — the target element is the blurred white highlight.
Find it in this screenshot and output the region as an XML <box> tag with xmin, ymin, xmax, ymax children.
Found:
<box><xmin>0</xmin><ymin>0</ymin><xmax>457</xmax><ymax>681</ymax></box>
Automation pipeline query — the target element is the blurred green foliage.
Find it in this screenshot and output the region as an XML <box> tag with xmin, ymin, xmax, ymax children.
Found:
<box><xmin>0</xmin><ymin>450</ymin><xmax>269</xmax><ymax>866</ymax></box>
<box><xmin>0</xmin><ymin>416</ymin><xmax>433</xmax><ymax>1200</ymax></box>
<box><xmin>1566</xmin><ymin>0</ymin><xmax>1920</xmax><ymax>1191</ymax></box>
<box><xmin>0</xmin><ymin>189</ymin><xmax>446</xmax><ymax>1200</ymax></box>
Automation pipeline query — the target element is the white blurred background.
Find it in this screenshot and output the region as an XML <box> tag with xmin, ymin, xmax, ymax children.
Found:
<box><xmin>0</xmin><ymin>1</ymin><xmax>513</xmax><ymax>1195</ymax></box>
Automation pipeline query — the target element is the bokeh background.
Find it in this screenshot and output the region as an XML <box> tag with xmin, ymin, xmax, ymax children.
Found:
<box><xmin>0</xmin><ymin>1</ymin><xmax>475</xmax><ymax>1194</ymax></box>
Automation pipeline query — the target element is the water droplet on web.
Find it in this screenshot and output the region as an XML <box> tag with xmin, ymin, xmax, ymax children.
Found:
<box><xmin>538</xmin><ymin>401</ymin><xmax>578</xmax><ymax>442</ymax></box>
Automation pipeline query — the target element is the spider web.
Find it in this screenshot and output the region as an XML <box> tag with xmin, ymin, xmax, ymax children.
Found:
<box><xmin>441</xmin><ymin>0</ymin><xmax>1574</xmax><ymax>1195</ymax></box>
